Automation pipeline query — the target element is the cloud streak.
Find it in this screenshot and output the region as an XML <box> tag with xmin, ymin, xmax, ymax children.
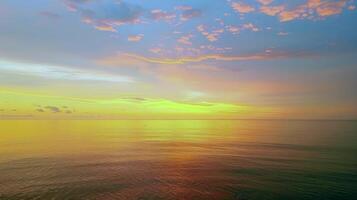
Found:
<box><xmin>0</xmin><ymin>61</ymin><xmax>133</xmax><ymax>83</ymax></box>
<box><xmin>100</xmin><ymin>51</ymin><xmax>311</xmax><ymax>65</ymax></box>
<box><xmin>67</xmin><ymin>0</ymin><xmax>143</xmax><ymax>32</ymax></box>
<box><xmin>128</xmin><ymin>34</ymin><xmax>144</xmax><ymax>42</ymax></box>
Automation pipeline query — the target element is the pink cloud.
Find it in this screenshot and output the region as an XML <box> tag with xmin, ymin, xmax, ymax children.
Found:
<box><xmin>196</xmin><ymin>25</ymin><xmax>224</xmax><ymax>42</ymax></box>
<box><xmin>180</xmin><ymin>8</ymin><xmax>202</xmax><ymax>21</ymax></box>
<box><xmin>242</xmin><ymin>23</ymin><xmax>259</xmax><ymax>32</ymax></box>
<box><xmin>226</xmin><ymin>25</ymin><xmax>240</xmax><ymax>35</ymax></box>
<box><xmin>64</xmin><ymin>0</ymin><xmax>143</xmax><ymax>32</ymax></box>
<box><xmin>149</xmin><ymin>48</ymin><xmax>162</xmax><ymax>54</ymax></box>
<box><xmin>178</xmin><ymin>34</ymin><xmax>193</xmax><ymax>45</ymax></box>
<box><xmin>150</xmin><ymin>9</ymin><xmax>176</xmax><ymax>21</ymax></box>
<box><xmin>257</xmin><ymin>0</ymin><xmax>274</xmax><ymax>5</ymax></box>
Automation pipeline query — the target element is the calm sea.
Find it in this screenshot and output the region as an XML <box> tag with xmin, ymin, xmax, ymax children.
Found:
<box><xmin>0</xmin><ymin>120</ymin><xmax>356</xmax><ymax>200</ymax></box>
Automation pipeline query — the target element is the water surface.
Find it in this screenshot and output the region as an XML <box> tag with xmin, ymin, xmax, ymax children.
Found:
<box><xmin>0</xmin><ymin>120</ymin><xmax>356</xmax><ymax>199</ymax></box>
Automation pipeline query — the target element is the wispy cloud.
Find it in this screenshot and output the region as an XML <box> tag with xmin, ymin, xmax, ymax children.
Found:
<box><xmin>128</xmin><ymin>34</ymin><xmax>144</xmax><ymax>42</ymax></box>
<box><xmin>65</xmin><ymin>0</ymin><xmax>143</xmax><ymax>32</ymax></box>
<box><xmin>242</xmin><ymin>23</ymin><xmax>259</xmax><ymax>32</ymax></box>
<box><xmin>178</xmin><ymin>34</ymin><xmax>193</xmax><ymax>45</ymax></box>
<box><xmin>99</xmin><ymin>51</ymin><xmax>310</xmax><ymax>66</ymax></box>
<box><xmin>257</xmin><ymin>0</ymin><xmax>274</xmax><ymax>5</ymax></box>
<box><xmin>179</xmin><ymin>7</ymin><xmax>202</xmax><ymax>21</ymax></box>
<box><xmin>0</xmin><ymin>60</ymin><xmax>133</xmax><ymax>83</ymax></box>
<box><xmin>150</xmin><ymin>9</ymin><xmax>176</xmax><ymax>21</ymax></box>
<box><xmin>197</xmin><ymin>25</ymin><xmax>224</xmax><ymax>42</ymax></box>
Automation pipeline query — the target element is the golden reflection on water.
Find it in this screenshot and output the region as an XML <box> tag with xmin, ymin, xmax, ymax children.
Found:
<box><xmin>0</xmin><ymin>120</ymin><xmax>239</xmax><ymax>160</ymax></box>
<box><xmin>0</xmin><ymin>120</ymin><xmax>356</xmax><ymax>199</ymax></box>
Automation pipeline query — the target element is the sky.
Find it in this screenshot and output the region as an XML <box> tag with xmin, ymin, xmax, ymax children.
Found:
<box><xmin>0</xmin><ymin>0</ymin><xmax>356</xmax><ymax>119</ymax></box>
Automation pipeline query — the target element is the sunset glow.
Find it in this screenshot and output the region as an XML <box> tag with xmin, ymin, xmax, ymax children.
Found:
<box><xmin>0</xmin><ymin>0</ymin><xmax>356</xmax><ymax>119</ymax></box>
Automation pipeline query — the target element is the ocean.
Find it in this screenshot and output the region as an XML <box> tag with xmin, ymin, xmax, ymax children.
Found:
<box><xmin>0</xmin><ymin>120</ymin><xmax>356</xmax><ymax>199</ymax></box>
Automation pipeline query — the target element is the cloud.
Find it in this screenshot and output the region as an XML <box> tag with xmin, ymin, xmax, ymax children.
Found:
<box><xmin>226</xmin><ymin>25</ymin><xmax>240</xmax><ymax>34</ymax></box>
<box><xmin>36</xmin><ymin>108</ymin><xmax>45</xmax><ymax>112</ymax></box>
<box><xmin>257</xmin><ymin>0</ymin><xmax>274</xmax><ymax>5</ymax></box>
<box><xmin>99</xmin><ymin>51</ymin><xmax>310</xmax><ymax>66</ymax></box>
<box><xmin>225</xmin><ymin>23</ymin><xmax>259</xmax><ymax>35</ymax></box>
<box><xmin>35</xmin><ymin>105</ymin><xmax>75</xmax><ymax>114</ymax></box>
<box><xmin>278</xmin><ymin>5</ymin><xmax>307</xmax><ymax>22</ymax></box>
<box><xmin>316</xmin><ymin>1</ymin><xmax>346</xmax><ymax>16</ymax></box>
<box><xmin>231</xmin><ymin>2</ymin><xmax>255</xmax><ymax>13</ymax></box>
<box><xmin>150</xmin><ymin>9</ymin><xmax>176</xmax><ymax>21</ymax></box>
<box><xmin>149</xmin><ymin>48</ymin><xmax>162</xmax><ymax>54</ymax></box>
<box><xmin>196</xmin><ymin>25</ymin><xmax>224</xmax><ymax>42</ymax></box>
<box><xmin>44</xmin><ymin>106</ymin><xmax>61</xmax><ymax>113</ymax></box>
<box><xmin>180</xmin><ymin>8</ymin><xmax>202</xmax><ymax>21</ymax></box>
<box><xmin>260</xmin><ymin>5</ymin><xmax>285</xmax><ymax>16</ymax></box>
<box><xmin>175</xmin><ymin>5</ymin><xmax>193</xmax><ymax>11</ymax></box>
<box><xmin>128</xmin><ymin>34</ymin><xmax>143</xmax><ymax>42</ymax></box>
<box><xmin>259</xmin><ymin>0</ymin><xmax>349</xmax><ymax>22</ymax></box>
<box><xmin>242</xmin><ymin>23</ymin><xmax>259</xmax><ymax>32</ymax></box>
<box><xmin>0</xmin><ymin>60</ymin><xmax>133</xmax><ymax>83</ymax></box>
<box><xmin>63</xmin><ymin>0</ymin><xmax>92</xmax><ymax>11</ymax></box>
<box><xmin>177</xmin><ymin>34</ymin><xmax>193</xmax><ymax>45</ymax></box>
<box><xmin>348</xmin><ymin>5</ymin><xmax>356</xmax><ymax>10</ymax></box>
<box><xmin>175</xmin><ymin>5</ymin><xmax>202</xmax><ymax>21</ymax></box>
<box><xmin>66</xmin><ymin>1</ymin><xmax>143</xmax><ymax>32</ymax></box>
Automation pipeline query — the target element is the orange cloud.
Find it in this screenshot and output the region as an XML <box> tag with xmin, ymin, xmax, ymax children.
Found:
<box><xmin>99</xmin><ymin>51</ymin><xmax>309</xmax><ymax>66</ymax></box>
<box><xmin>128</xmin><ymin>34</ymin><xmax>144</xmax><ymax>42</ymax></box>
<box><xmin>259</xmin><ymin>0</ymin><xmax>348</xmax><ymax>22</ymax></box>
<box><xmin>316</xmin><ymin>1</ymin><xmax>346</xmax><ymax>16</ymax></box>
<box><xmin>231</xmin><ymin>2</ymin><xmax>255</xmax><ymax>13</ymax></box>
<box><xmin>276</xmin><ymin>0</ymin><xmax>346</xmax><ymax>22</ymax></box>
<box><xmin>92</xmin><ymin>25</ymin><xmax>115</xmax><ymax>32</ymax></box>
<box><xmin>260</xmin><ymin>5</ymin><xmax>285</xmax><ymax>16</ymax></box>
<box><xmin>278</xmin><ymin>5</ymin><xmax>306</xmax><ymax>22</ymax></box>
<box><xmin>67</xmin><ymin>0</ymin><xmax>143</xmax><ymax>32</ymax></box>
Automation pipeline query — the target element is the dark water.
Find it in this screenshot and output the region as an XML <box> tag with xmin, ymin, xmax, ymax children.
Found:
<box><xmin>0</xmin><ymin>120</ymin><xmax>356</xmax><ymax>200</ymax></box>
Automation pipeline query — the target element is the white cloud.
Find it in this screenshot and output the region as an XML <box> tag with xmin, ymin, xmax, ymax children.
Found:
<box><xmin>0</xmin><ymin>60</ymin><xmax>133</xmax><ymax>83</ymax></box>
